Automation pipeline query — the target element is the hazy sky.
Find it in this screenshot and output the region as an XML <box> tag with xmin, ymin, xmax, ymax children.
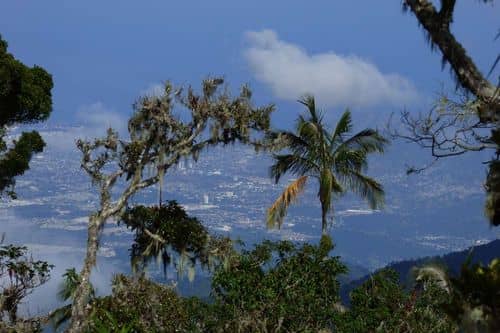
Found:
<box><xmin>1</xmin><ymin>1</ymin><xmax>498</xmax><ymax>128</ymax></box>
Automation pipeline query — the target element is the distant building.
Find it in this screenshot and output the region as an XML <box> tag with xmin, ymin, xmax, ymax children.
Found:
<box><xmin>203</xmin><ymin>194</ymin><xmax>209</xmax><ymax>205</ymax></box>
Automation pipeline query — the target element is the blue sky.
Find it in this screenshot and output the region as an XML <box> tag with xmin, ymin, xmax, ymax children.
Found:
<box><xmin>1</xmin><ymin>1</ymin><xmax>498</xmax><ymax>128</ymax></box>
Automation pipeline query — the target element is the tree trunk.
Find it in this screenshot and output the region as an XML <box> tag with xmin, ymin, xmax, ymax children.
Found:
<box><xmin>321</xmin><ymin>201</ymin><xmax>328</xmax><ymax>236</ymax></box>
<box><xmin>67</xmin><ymin>214</ymin><xmax>103</xmax><ymax>333</ymax></box>
<box><xmin>404</xmin><ymin>0</ymin><xmax>499</xmax><ymax>122</ymax></box>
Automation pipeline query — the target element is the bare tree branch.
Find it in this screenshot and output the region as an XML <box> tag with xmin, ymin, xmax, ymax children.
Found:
<box><xmin>388</xmin><ymin>92</ymin><xmax>497</xmax><ymax>173</ymax></box>
<box><xmin>403</xmin><ymin>0</ymin><xmax>499</xmax><ymax>122</ymax></box>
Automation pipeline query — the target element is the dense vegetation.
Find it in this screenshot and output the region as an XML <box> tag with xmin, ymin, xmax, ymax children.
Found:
<box><xmin>58</xmin><ymin>235</ymin><xmax>461</xmax><ymax>332</ymax></box>
<box><xmin>0</xmin><ymin>34</ymin><xmax>54</xmax><ymax>332</ymax></box>
<box><xmin>0</xmin><ymin>34</ymin><xmax>53</xmax><ymax>199</ymax></box>
<box><xmin>0</xmin><ymin>0</ymin><xmax>499</xmax><ymax>332</ymax></box>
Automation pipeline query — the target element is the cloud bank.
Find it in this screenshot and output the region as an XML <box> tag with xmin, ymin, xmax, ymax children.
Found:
<box><xmin>244</xmin><ymin>30</ymin><xmax>417</xmax><ymax>108</ymax></box>
<box><xmin>76</xmin><ymin>102</ymin><xmax>128</xmax><ymax>137</ymax></box>
<box><xmin>40</xmin><ymin>80</ymin><xmax>167</xmax><ymax>153</ymax></box>
<box><xmin>41</xmin><ymin>102</ymin><xmax>128</xmax><ymax>152</ymax></box>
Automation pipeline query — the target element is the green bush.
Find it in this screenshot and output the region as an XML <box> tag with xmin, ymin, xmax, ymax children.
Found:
<box><xmin>90</xmin><ymin>274</ymin><xmax>190</xmax><ymax>333</ymax></box>
<box><xmin>208</xmin><ymin>236</ymin><xmax>347</xmax><ymax>332</ymax></box>
<box><xmin>337</xmin><ymin>269</ymin><xmax>455</xmax><ymax>332</ymax></box>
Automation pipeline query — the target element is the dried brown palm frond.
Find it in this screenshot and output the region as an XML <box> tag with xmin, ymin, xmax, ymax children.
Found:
<box><xmin>267</xmin><ymin>176</ymin><xmax>308</xmax><ymax>229</ymax></box>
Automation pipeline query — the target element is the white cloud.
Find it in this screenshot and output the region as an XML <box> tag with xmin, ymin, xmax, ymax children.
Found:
<box><xmin>76</xmin><ymin>102</ymin><xmax>128</xmax><ymax>137</ymax></box>
<box><xmin>244</xmin><ymin>30</ymin><xmax>418</xmax><ymax>108</ymax></box>
<box><xmin>41</xmin><ymin>102</ymin><xmax>128</xmax><ymax>152</ymax></box>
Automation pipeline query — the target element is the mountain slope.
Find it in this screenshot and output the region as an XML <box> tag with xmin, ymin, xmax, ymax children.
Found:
<box><xmin>341</xmin><ymin>239</ymin><xmax>500</xmax><ymax>303</ymax></box>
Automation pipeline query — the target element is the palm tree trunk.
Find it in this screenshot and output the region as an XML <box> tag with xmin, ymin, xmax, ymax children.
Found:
<box><xmin>321</xmin><ymin>201</ymin><xmax>328</xmax><ymax>236</ymax></box>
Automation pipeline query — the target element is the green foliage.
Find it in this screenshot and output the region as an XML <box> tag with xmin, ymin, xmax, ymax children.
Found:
<box><xmin>443</xmin><ymin>258</ymin><xmax>500</xmax><ymax>332</ymax></box>
<box><xmin>84</xmin><ymin>238</ymin><xmax>348</xmax><ymax>332</ymax></box>
<box><xmin>338</xmin><ymin>269</ymin><xmax>455</xmax><ymax>332</ymax></box>
<box><xmin>0</xmin><ymin>34</ymin><xmax>53</xmax><ymax>198</ymax></box>
<box><xmin>120</xmin><ymin>201</ymin><xmax>210</xmax><ymax>273</ymax></box>
<box><xmin>58</xmin><ymin>268</ymin><xmax>95</xmax><ymax>302</ymax></box>
<box><xmin>0</xmin><ymin>244</ymin><xmax>53</xmax><ymax>324</ymax></box>
<box><xmin>268</xmin><ymin>95</ymin><xmax>387</xmax><ymax>233</ymax></box>
<box><xmin>0</xmin><ymin>130</ymin><xmax>45</xmax><ymax>198</ymax></box>
<box><xmin>342</xmin><ymin>269</ymin><xmax>406</xmax><ymax>331</ymax></box>
<box><xmin>209</xmin><ymin>236</ymin><xmax>347</xmax><ymax>332</ymax></box>
<box><xmin>89</xmin><ymin>274</ymin><xmax>191</xmax><ymax>333</ymax></box>
<box><xmin>410</xmin><ymin>257</ymin><xmax>500</xmax><ymax>332</ymax></box>
<box><xmin>91</xmin><ymin>311</ymin><xmax>134</xmax><ymax>333</ymax></box>
<box><xmin>0</xmin><ymin>35</ymin><xmax>53</xmax><ymax>127</ymax></box>
<box><xmin>77</xmin><ymin>240</ymin><xmax>499</xmax><ymax>332</ymax></box>
<box><xmin>118</xmin><ymin>201</ymin><xmax>236</xmax><ymax>284</ymax></box>
<box><xmin>485</xmin><ymin>130</ymin><xmax>500</xmax><ymax>226</ymax></box>
<box><xmin>0</xmin><ymin>36</ymin><xmax>53</xmax><ymax>327</ymax></box>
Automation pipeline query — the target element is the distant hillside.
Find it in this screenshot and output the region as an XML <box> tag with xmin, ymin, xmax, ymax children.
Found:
<box><xmin>340</xmin><ymin>239</ymin><xmax>500</xmax><ymax>303</ymax></box>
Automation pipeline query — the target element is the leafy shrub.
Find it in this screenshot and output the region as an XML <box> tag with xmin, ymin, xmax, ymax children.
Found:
<box><xmin>416</xmin><ymin>258</ymin><xmax>500</xmax><ymax>332</ymax></box>
<box><xmin>209</xmin><ymin>236</ymin><xmax>347</xmax><ymax>332</ymax></box>
<box><xmin>0</xmin><ymin>244</ymin><xmax>52</xmax><ymax>324</ymax></box>
<box><xmin>90</xmin><ymin>274</ymin><xmax>190</xmax><ymax>332</ymax></box>
<box><xmin>337</xmin><ymin>268</ymin><xmax>455</xmax><ymax>332</ymax></box>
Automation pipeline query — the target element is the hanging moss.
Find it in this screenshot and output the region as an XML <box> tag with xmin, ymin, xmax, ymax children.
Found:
<box><xmin>119</xmin><ymin>201</ymin><xmax>210</xmax><ymax>274</ymax></box>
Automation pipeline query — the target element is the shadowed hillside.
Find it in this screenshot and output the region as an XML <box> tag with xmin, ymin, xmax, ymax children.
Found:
<box><xmin>341</xmin><ymin>239</ymin><xmax>500</xmax><ymax>303</ymax></box>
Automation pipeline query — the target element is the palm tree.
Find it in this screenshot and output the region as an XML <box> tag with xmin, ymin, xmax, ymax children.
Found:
<box><xmin>267</xmin><ymin>95</ymin><xmax>388</xmax><ymax>235</ymax></box>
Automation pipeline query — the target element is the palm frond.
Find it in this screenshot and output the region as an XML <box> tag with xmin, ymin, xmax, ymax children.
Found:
<box><xmin>57</xmin><ymin>268</ymin><xmax>81</xmax><ymax>301</ymax></box>
<box><xmin>279</xmin><ymin>131</ymin><xmax>312</xmax><ymax>156</ymax></box>
<box><xmin>298</xmin><ymin>95</ymin><xmax>318</xmax><ymax>123</ymax></box>
<box><xmin>341</xmin><ymin>171</ymin><xmax>385</xmax><ymax>209</ymax></box>
<box><xmin>267</xmin><ymin>176</ymin><xmax>308</xmax><ymax>229</ymax></box>
<box><xmin>270</xmin><ymin>154</ymin><xmax>317</xmax><ymax>183</ymax></box>
<box><xmin>336</xmin><ymin>129</ymin><xmax>388</xmax><ymax>155</ymax></box>
<box><xmin>334</xmin><ymin>149</ymin><xmax>368</xmax><ymax>173</ymax></box>
<box><xmin>330</xmin><ymin>110</ymin><xmax>353</xmax><ymax>144</ymax></box>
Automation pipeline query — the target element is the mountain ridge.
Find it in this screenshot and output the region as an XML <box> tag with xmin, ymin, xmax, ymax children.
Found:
<box><xmin>340</xmin><ymin>238</ymin><xmax>500</xmax><ymax>303</ymax></box>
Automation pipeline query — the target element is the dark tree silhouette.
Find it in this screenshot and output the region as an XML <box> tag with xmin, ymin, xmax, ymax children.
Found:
<box><xmin>0</xmin><ymin>34</ymin><xmax>53</xmax><ymax>198</ymax></box>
